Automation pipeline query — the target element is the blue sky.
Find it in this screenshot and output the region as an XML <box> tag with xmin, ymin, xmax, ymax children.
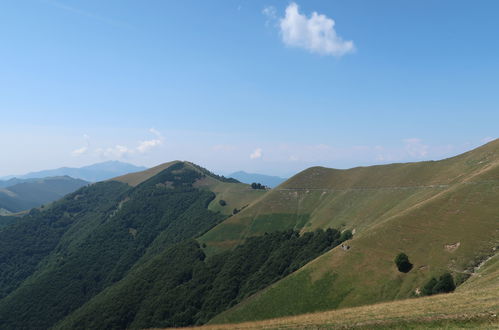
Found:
<box><xmin>1</xmin><ymin>0</ymin><xmax>498</xmax><ymax>177</ymax></box>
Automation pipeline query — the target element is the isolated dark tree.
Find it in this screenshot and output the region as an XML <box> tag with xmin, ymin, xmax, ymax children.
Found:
<box><xmin>232</xmin><ymin>208</ymin><xmax>239</xmax><ymax>215</ymax></box>
<box><xmin>432</xmin><ymin>273</ymin><xmax>456</xmax><ymax>294</ymax></box>
<box><xmin>250</xmin><ymin>183</ymin><xmax>266</xmax><ymax>190</ymax></box>
<box><xmin>422</xmin><ymin>272</ymin><xmax>456</xmax><ymax>296</ymax></box>
<box><xmin>339</xmin><ymin>230</ymin><xmax>353</xmax><ymax>242</ymax></box>
<box><xmin>394</xmin><ymin>252</ymin><xmax>413</xmax><ymax>273</ymax></box>
<box><xmin>218</xmin><ymin>200</ymin><xmax>226</xmax><ymax>206</ymax></box>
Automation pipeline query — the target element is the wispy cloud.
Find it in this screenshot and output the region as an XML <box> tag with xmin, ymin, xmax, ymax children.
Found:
<box><xmin>41</xmin><ymin>0</ymin><xmax>133</xmax><ymax>30</ymax></box>
<box><xmin>262</xmin><ymin>6</ymin><xmax>277</xmax><ymax>26</ymax></box>
<box><xmin>265</xmin><ymin>2</ymin><xmax>355</xmax><ymax>57</ymax></box>
<box><xmin>136</xmin><ymin>128</ymin><xmax>163</xmax><ymax>153</ymax></box>
<box><xmin>404</xmin><ymin>138</ymin><xmax>429</xmax><ymax>158</ymax></box>
<box><xmin>250</xmin><ymin>148</ymin><xmax>263</xmax><ymax>159</ymax></box>
<box><xmin>73</xmin><ymin>129</ymin><xmax>164</xmax><ymax>159</ymax></box>
<box><xmin>71</xmin><ymin>134</ymin><xmax>90</xmax><ymax>156</ymax></box>
<box><xmin>71</xmin><ymin>146</ymin><xmax>88</xmax><ymax>156</ymax></box>
<box><xmin>96</xmin><ymin>145</ymin><xmax>131</xmax><ymax>159</ymax></box>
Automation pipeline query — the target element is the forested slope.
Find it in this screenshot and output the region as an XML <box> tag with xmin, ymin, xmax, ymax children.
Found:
<box><xmin>0</xmin><ymin>162</ymin><xmax>262</xmax><ymax>329</ymax></box>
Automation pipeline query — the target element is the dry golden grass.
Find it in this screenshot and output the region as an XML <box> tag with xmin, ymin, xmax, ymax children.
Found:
<box><xmin>197</xmin><ymin>140</ymin><xmax>499</xmax><ymax>322</ymax></box>
<box><xmin>171</xmin><ymin>284</ymin><xmax>498</xmax><ymax>329</ymax></box>
<box><xmin>112</xmin><ymin>161</ymin><xmax>180</xmax><ymax>186</ymax></box>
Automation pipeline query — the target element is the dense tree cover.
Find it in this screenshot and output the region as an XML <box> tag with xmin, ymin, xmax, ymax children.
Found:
<box><xmin>57</xmin><ymin>228</ymin><xmax>349</xmax><ymax>329</ymax></box>
<box><xmin>422</xmin><ymin>273</ymin><xmax>456</xmax><ymax>296</ymax></box>
<box><xmin>187</xmin><ymin>163</ymin><xmax>240</xmax><ymax>183</ymax></box>
<box><xmin>394</xmin><ymin>252</ymin><xmax>413</xmax><ymax>273</ymax></box>
<box><xmin>0</xmin><ymin>215</ymin><xmax>18</xmax><ymax>228</ymax></box>
<box><xmin>0</xmin><ymin>163</ymin><xmax>225</xmax><ymax>330</ymax></box>
<box><xmin>0</xmin><ymin>181</ymin><xmax>128</xmax><ymax>299</ymax></box>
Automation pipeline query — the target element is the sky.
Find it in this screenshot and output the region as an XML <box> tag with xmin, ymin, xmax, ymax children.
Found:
<box><xmin>1</xmin><ymin>0</ymin><xmax>498</xmax><ymax>177</ymax></box>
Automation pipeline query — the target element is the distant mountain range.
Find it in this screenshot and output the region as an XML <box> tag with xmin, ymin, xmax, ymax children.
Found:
<box><xmin>1</xmin><ymin>161</ymin><xmax>147</xmax><ymax>182</ymax></box>
<box><xmin>228</xmin><ymin>171</ymin><xmax>287</xmax><ymax>188</ymax></box>
<box><xmin>0</xmin><ymin>176</ymin><xmax>89</xmax><ymax>213</ymax></box>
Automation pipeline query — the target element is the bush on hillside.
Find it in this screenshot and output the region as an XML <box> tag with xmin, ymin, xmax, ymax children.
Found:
<box><xmin>422</xmin><ymin>272</ymin><xmax>456</xmax><ymax>296</ymax></box>
<box><xmin>250</xmin><ymin>182</ymin><xmax>266</xmax><ymax>190</ymax></box>
<box><xmin>394</xmin><ymin>252</ymin><xmax>413</xmax><ymax>273</ymax></box>
<box><xmin>340</xmin><ymin>229</ymin><xmax>353</xmax><ymax>242</ymax></box>
<box><xmin>218</xmin><ymin>199</ymin><xmax>226</xmax><ymax>206</ymax></box>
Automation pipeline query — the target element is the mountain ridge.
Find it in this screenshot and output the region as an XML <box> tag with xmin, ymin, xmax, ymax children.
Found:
<box><xmin>202</xmin><ymin>139</ymin><xmax>499</xmax><ymax>324</ymax></box>
<box><xmin>0</xmin><ymin>161</ymin><xmax>268</xmax><ymax>329</ymax></box>
<box><xmin>0</xmin><ymin>176</ymin><xmax>89</xmax><ymax>213</ymax></box>
<box><xmin>1</xmin><ymin>161</ymin><xmax>146</xmax><ymax>182</ymax></box>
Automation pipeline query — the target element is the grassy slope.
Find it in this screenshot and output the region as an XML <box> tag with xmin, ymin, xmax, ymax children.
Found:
<box><xmin>179</xmin><ymin>253</ymin><xmax>499</xmax><ymax>329</ymax></box>
<box><xmin>202</xmin><ymin>139</ymin><xmax>499</xmax><ymax>323</ymax></box>
<box><xmin>183</xmin><ymin>284</ymin><xmax>498</xmax><ymax>329</ymax></box>
<box><xmin>112</xmin><ymin>160</ymin><xmax>180</xmax><ymax>186</ymax></box>
<box><xmin>113</xmin><ymin>161</ymin><xmax>266</xmax><ymax>218</ymax></box>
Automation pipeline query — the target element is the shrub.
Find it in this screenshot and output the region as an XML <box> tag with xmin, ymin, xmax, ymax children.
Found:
<box><xmin>422</xmin><ymin>272</ymin><xmax>456</xmax><ymax>296</ymax></box>
<box><xmin>250</xmin><ymin>183</ymin><xmax>266</xmax><ymax>190</ymax></box>
<box><xmin>394</xmin><ymin>252</ymin><xmax>413</xmax><ymax>273</ymax></box>
<box><xmin>433</xmin><ymin>273</ymin><xmax>456</xmax><ymax>294</ymax></box>
<box><xmin>422</xmin><ymin>277</ymin><xmax>438</xmax><ymax>295</ymax></box>
<box><xmin>218</xmin><ymin>200</ymin><xmax>226</xmax><ymax>206</ymax></box>
<box><xmin>339</xmin><ymin>230</ymin><xmax>353</xmax><ymax>242</ymax></box>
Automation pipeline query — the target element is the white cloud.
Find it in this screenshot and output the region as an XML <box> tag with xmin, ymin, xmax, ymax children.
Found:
<box><xmin>149</xmin><ymin>128</ymin><xmax>162</xmax><ymax>138</ymax></box>
<box><xmin>136</xmin><ymin>128</ymin><xmax>163</xmax><ymax>153</ymax></box>
<box><xmin>71</xmin><ymin>134</ymin><xmax>90</xmax><ymax>156</ymax></box>
<box><xmin>77</xmin><ymin>129</ymin><xmax>164</xmax><ymax>160</ymax></box>
<box><xmin>71</xmin><ymin>146</ymin><xmax>88</xmax><ymax>156</ymax></box>
<box><xmin>404</xmin><ymin>138</ymin><xmax>428</xmax><ymax>158</ymax></box>
<box><xmin>276</xmin><ymin>2</ymin><xmax>355</xmax><ymax>56</ymax></box>
<box><xmin>250</xmin><ymin>148</ymin><xmax>263</xmax><ymax>159</ymax></box>
<box><xmin>96</xmin><ymin>145</ymin><xmax>131</xmax><ymax>159</ymax></box>
<box><xmin>136</xmin><ymin>139</ymin><xmax>162</xmax><ymax>153</ymax></box>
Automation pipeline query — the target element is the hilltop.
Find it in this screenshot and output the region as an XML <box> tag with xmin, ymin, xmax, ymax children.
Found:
<box><xmin>200</xmin><ymin>139</ymin><xmax>499</xmax><ymax>323</ymax></box>
<box><xmin>0</xmin><ymin>161</ymin><xmax>266</xmax><ymax>329</ymax></box>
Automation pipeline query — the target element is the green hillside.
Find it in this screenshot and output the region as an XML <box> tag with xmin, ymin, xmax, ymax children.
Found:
<box><xmin>204</xmin><ymin>139</ymin><xmax>499</xmax><ymax>324</ymax></box>
<box><xmin>181</xmin><ymin>251</ymin><xmax>499</xmax><ymax>329</ymax></box>
<box><xmin>0</xmin><ymin>161</ymin><xmax>264</xmax><ymax>329</ymax></box>
<box><xmin>1</xmin><ymin>141</ymin><xmax>497</xmax><ymax>329</ymax></box>
<box><xmin>55</xmin><ymin>228</ymin><xmax>350</xmax><ymax>329</ymax></box>
<box><xmin>0</xmin><ymin>176</ymin><xmax>88</xmax><ymax>213</ymax></box>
